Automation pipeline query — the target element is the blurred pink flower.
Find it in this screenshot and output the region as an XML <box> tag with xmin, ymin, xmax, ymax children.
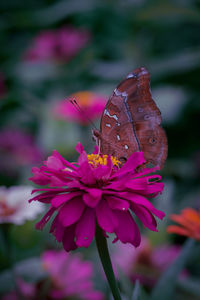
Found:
<box><xmin>0</xmin><ymin>186</ymin><xmax>44</xmax><ymax>225</ymax></box>
<box><xmin>53</xmin><ymin>91</ymin><xmax>107</xmax><ymax>125</ymax></box>
<box><xmin>0</xmin><ymin>129</ymin><xmax>43</xmax><ymax>175</ymax></box>
<box><xmin>113</xmin><ymin>237</ymin><xmax>181</xmax><ymax>287</ymax></box>
<box><xmin>2</xmin><ymin>278</ymin><xmax>36</xmax><ymax>300</ymax></box>
<box><xmin>24</xmin><ymin>27</ymin><xmax>90</xmax><ymax>62</ymax></box>
<box><xmin>41</xmin><ymin>250</ymin><xmax>104</xmax><ymax>300</ymax></box>
<box><xmin>2</xmin><ymin>250</ymin><xmax>103</xmax><ymax>300</ymax></box>
<box><xmin>29</xmin><ymin>142</ymin><xmax>164</xmax><ymax>252</ymax></box>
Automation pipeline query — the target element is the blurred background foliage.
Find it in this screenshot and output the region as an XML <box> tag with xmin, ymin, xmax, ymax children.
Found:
<box><xmin>0</xmin><ymin>0</ymin><xmax>200</xmax><ymax>299</ymax></box>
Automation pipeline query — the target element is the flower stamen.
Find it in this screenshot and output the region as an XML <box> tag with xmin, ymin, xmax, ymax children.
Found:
<box><xmin>87</xmin><ymin>154</ymin><xmax>121</xmax><ymax>167</ymax></box>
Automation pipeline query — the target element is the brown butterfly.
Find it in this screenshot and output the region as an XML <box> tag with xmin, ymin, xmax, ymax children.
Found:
<box><xmin>93</xmin><ymin>67</ymin><xmax>168</xmax><ymax>168</ymax></box>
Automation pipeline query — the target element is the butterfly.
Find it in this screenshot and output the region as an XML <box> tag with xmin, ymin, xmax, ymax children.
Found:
<box><xmin>93</xmin><ymin>67</ymin><xmax>168</xmax><ymax>168</ymax></box>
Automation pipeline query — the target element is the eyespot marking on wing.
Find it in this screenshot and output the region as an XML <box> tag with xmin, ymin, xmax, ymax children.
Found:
<box><xmin>117</xmin><ymin>135</ymin><xmax>120</xmax><ymax>141</ymax></box>
<box><xmin>124</xmin><ymin>145</ymin><xmax>129</xmax><ymax>150</ymax></box>
<box><xmin>149</xmin><ymin>137</ymin><xmax>157</xmax><ymax>144</ymax></box>
<box><xmin>106</xmin><ymin>123</ymin><xmax>111</xmax><ymax>128</ymax></box>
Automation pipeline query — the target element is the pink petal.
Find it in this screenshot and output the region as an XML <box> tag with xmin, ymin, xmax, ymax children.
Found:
<box><xmin>62</xmin><ymin>224</ymin><xmax>77</xmax><ymax>252</ymax></box>
<box><xmin>45</xmin><ymin>156</ymin><xmax>64</xmax><ymax>170</ymax></box>
<box><xmin>75</xmin><ymin>142</ymin><xmax>85</xmax><ymax>153</ymax></box>
<box><xmin>115</xmin><ymin>210</ymin><xmax>141</xmax><ymax>247</ymax></box>
<box><xmin>113</xmin><ymin>192</ymin><xmax>165</xmax><ymax>219</ymax></box>
<box><xmin>96</xmin><ymin>200</ymin><xmax>118</xmax><ymax>233</ymax></box>
<box><xmin>105</xmin><ymin>195</ymin><xmax>129</xmax><ymax>211</ymax></box>
<box><xmin>52</xmin><ymin>150</ymin><xmax>78</xmax><ymax>170</ymax></box>
<box><xmin>83</xmin><ymin>189</ymin><xmax>102</xmax><ymax>208</ymax></box>
<box><xmin>94</xmin><ymin>160</ymin><xmax>112</xmax><ymax>181</ymax></box>
<box><xmin>58</xmin><ymin>197</ymin><xmax>85</xmax><ymax>227</ymax></box>
<box><xmin>131</xmin><ymin>203</ymin><xmax>157</xmax><ymax>231</ymax></box>
<box><xmin>51</xmin><ymin>191</ymin><xmax>82</xmax><ymax>208</ymax></box>
<box><xmin>50</xmin><ymin>215</ymin><xmax>65</xmax><ymax>242</ymax></box>
<box><xmin>92</xmin><ymin>145</ymin><xmax>99</xmax><ymax>154</ymax></box>
<box><xmin>112</xmin><ymin>152</ymin><xmax>145</xmax><ymax>178</ymax></box>
<box><xmin>75</xmin><ymin>208</ymin><xmax>95</xmax><ymax>247</ymax></box>
<box><xmin>29</xmin><ymin>167</ymin><xmax>50</xmax><ymax>185</ymax></box>
<box><xmin>35</xmin><ymin>206</ymin><xmax>56</xmax><ymax>230</ymax></box>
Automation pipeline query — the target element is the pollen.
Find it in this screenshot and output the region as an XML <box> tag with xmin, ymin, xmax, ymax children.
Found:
<box><xmin>87</xmin><ymin>154</ymin><xmax>121</xmax><ymax>167</ymax></box>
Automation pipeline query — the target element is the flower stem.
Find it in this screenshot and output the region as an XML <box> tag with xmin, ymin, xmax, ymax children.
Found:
<box><xmin>95</xmin><ymin>226</ymin><xmax>122</xmax><ymax>300</ymax></box>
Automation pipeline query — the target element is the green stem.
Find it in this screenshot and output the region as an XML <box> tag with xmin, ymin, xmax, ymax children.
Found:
<box><xmin>95</xmin><ymin>226</ymin><xmax>122</xmax><ymax>300</ymax></box>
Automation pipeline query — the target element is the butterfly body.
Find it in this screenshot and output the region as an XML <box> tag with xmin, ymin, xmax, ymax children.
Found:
<box><xmin>93</xmin><ymin>67</ymin><xmax>168</xmax><ymax>168</ymax></box>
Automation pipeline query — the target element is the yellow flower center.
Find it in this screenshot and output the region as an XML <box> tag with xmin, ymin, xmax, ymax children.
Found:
<box><xmin>87</xmin><ymin>154</ymin><xmax>121</xmax><ymax>167</ymax></box>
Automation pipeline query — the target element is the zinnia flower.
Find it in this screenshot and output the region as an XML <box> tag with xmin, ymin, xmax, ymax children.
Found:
<box><xmin>167</xmin><ymin>207</ymin><xmax>200</xmax><ymax>240</ymax></box>
<box><xmin>112</xmin><ymin>237</ymin><xmax>180</xmax><ymax>287</ymax></box>
<box><xmin>41</xmin><ymin>250</ymin><xmax>103</xmax><ymax>300</ymax></box>
<box><xmin>52</xmin><ymin>91</ymin><xmax>107</xmax><ymax>125</ymax></box>
<box><xmin>2</xmin><ymin>250</ymin><xmax>103</xmax><ymax>300</ymax></box>
<box><xmin>0</xmin><ymin>186</ymin><xmax>44</xmax><ymax>225</ymax></box>
<box><xmin>24</xmin><ymin>27</ymin><xmax>90</xmax><ymax>62</ymax></box>
<box><xmin>29</xmin><ymin>143</ymin><xmax>165</xmax><ymax>251</ymax></box>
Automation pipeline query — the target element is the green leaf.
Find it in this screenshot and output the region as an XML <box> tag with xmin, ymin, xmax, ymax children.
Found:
<box><xmin>151</xmin><ymin>238</ymin><xmax>195</xmax><ymax>300</ymax></box>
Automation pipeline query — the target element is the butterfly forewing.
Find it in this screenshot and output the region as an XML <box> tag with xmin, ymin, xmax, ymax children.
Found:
<box><xmin>98</xmin><ymin>67</ymin><xmax>168</xmax><ymax>168</ymax></box>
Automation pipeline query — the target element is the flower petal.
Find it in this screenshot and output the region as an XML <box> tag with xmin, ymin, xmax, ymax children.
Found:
<box><xmin>105</xmin><ymin>195</ymin><xmax>129</xmax><ymax>211</ymax></box>
<box><xmin>83</xmin><ymin>189</ymin><xmax>102</xmax><ymax>208</ymax></box>
<box><xmin>113</xmin><ymin>192</ymin><xmax>165</xmax><ymax>219</ymax></box>
<box><xmin>112</xmin><ymin>152</ymin><xmax>145</xmax><ymax>178</ymax></box>
<box><xmin>29</xmin><ymin>167</ymin><xmax>50</xmax><ymax>185</ymax></box>
<box><xmin>50</xmin><ymin>215</ymin><xmax>65</xmax><ymax>242</ymax></box>
<box><xmin>96</xmin><ymin>200</ymin><xmax>118</xmax><ymax>233</ymax></box>
<box><xmin>131</xmin><ymin>203</ymin><xmax>157</xmax><ymax>231</ymax></box>
<box><xmin>115</xmin><ymin>210</ymin><xmax>141</xmax><ymax>247</ymax></box>
<box><xmin>75</xmin><ymin>208</ymin><xmax>95</xmax><ymax>247</ymax></box>
<box><xmin>59</xmin><ymin>197</ymin><xmax>85</xmax><ymax>227</ymax></box>
<box><xmin>62</xmin><ymin>224</ymin><xmax>77</xmax><ymax>252</ymax></box>
<box><xmin>35</xmin><ymin>206</ymin><xmax>56</xmax><ymax>230</ymax></box>
<box><xmin>45</xmin><ymin>155</ymin><xmax>65</xmax><ymax>170</ymax></box>
<box><xmin>51</xmin><ymin>191</ymin><xmax>82</xmax><ymax>208</ymax></box>
<box><xmin>75</xmin><ymin>142</ymin><xmax>85</xmax><ymax>154</ymax></box>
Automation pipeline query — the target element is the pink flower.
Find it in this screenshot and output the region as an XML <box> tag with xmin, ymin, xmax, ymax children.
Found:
<box><xmin>52</xmin><ymin>91</ymin><xmax>107</xmax><ymax>125</ymax></box>
<box><xmin>0</xmin><ymin>129</ymin><xmax>43</xmax><ymax>175</ymax></box>
<box><xmin>2</xmin><ymin>250</ymin><xmax>103</xmax><ymax>300</ymax></box>
<box><xmin>29</xmin><ymin>143</ymin><xmax>165</xmax><ymax>252</ymax></box>
<box><xmin>24</xmin><ymin>27</ymin><xmax>90</xmax><ymax>62</ymax></box>
<box><xmin>42</xmin><ymin>250</ymin><xmax>103</xmax><ymax>300</ymax></box>
<box><xmin>1</xmin><ymin>278</ymin><xmax>36</xmax><ymax>300</ymax></box>
<box><xmin>0</xmin><ymin>186</ymin><xmax>44</xmax><ymax>225</ymax></box>
<box><xmin>112</xmin><ymin>237</ymin><xmax>181</xmax><ymax>287</ymax></box>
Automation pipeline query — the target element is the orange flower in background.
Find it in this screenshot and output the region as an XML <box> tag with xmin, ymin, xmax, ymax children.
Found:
<box><xmin>167</xmin><ymin>208</ymin><xmax>200</xmax><ymax>240</ymax></box>
<box><xmin>52</xmin><ymin>91</ymin><xmax>107</xmax><ymax>125</ymax></box>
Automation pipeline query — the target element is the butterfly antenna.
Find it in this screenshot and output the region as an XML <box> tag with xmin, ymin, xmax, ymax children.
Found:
<box><xmin>70</xmin><ymin>98</ymin><xmax>97</xmax><ymax>129</ymax></box>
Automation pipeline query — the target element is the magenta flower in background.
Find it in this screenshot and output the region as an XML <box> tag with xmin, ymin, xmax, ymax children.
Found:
<box><xmin>2</xmin><ymin>250</ymin><xmax>103</xmax><ymax>300</ymax></box>
<box><xmin>0</xmin><ymin>129</ymin><xmax>43</xmax><ymax>175</ymax></box>
<box><xmin>53</xmin><ymin>91</ymin><xmax>107</xmax><ymax>125</ymax></box>
<box><xmin>41</xmin><ymin>249</ymin><xmax>103</xmax><ymax>300</ymax></box>
<box><xmin>24</xmin><ymin>27</ymin><xmax>90</xmax><ymax>62</ymax></box>
<box><xmin>29</xmin><ymin>142</ymin><xmax>165</xmax><ymax>252</ymax></box>
<box><xmin>0</xmin><ymin>186</ymin><xmax>44</xmax><ymax>225</ymax></box>
<box><xmin>112</xmin><ymin>237</ymin><xmax>181</xmax><ymax>287</ymax></box>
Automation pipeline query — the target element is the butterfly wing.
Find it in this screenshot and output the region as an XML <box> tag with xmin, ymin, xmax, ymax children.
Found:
<box><xmin>98</xmin><ymin>67</ymin><xmax>168</xmax><ymax>168</ymax></box>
